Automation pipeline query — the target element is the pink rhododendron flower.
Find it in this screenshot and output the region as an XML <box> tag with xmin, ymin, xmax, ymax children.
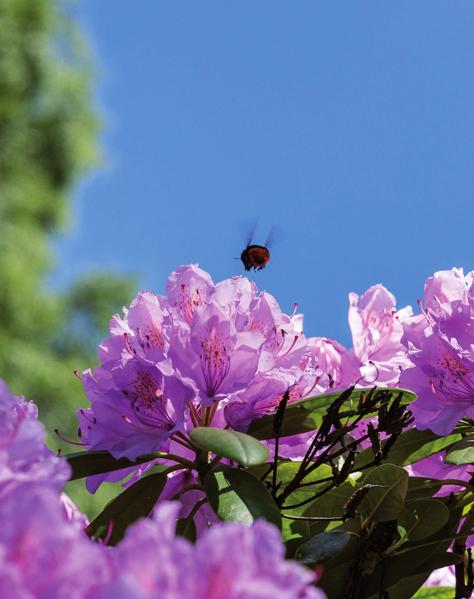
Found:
<box><xmin>407</xmin><ymin>452</ymin><xmax>474</xmax><ymax>496</ymax></box>
<box><xmin>304</xmin><ymin>336</ymin><xmax>358</xmax><ymax>391</ymax></box>
<box><xmin>224</xmin><ymin>368</ymin><xmax>306</xmax><ymax>432</ymax></box>
<box><xmin>77</xmin><ymin>265</ymin><xmax>310</xmax><ymax>467</ymax></box>
<box><xmin>0</xmin><ymin>380</ymin><xmax>69</xmax><ymax>491</ymax></box>
<box><xmin>104</xmin><ymin>502</ymin><xmax>325</xmax><ymax>599</ymax></box>
<box><xmin>79</xmin><ymin>359</ymin><xmax>195</xmax><ymax>460</ymax></box>
<box><xmin>400</xmin><ymin>268</ymin><xmax>474</xmax><ymax>435</ymax></box>
<box><xmin>349</xmin><ymin>284</ymin><xmax>412</xmax><ymax>386</ymax></box>
<box><xmin>168</xmin><ymin>301</ymin><xmax>264</xmax><ymax>406</ymax></box>
<box><xmin>0</xmin><ymin>482</ymin><xmax>110</xmax><ymax>598</ymax></box>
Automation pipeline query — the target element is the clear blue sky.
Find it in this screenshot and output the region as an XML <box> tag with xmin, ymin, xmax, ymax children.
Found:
<box><xmin>57</xmin><ymin>1</ymin><xmax>474</xmax><ymax>346</ymax></box>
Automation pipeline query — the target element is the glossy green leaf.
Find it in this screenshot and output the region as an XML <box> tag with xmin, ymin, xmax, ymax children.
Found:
<box><xmin>248</xmin><ymin>387</ymin><xmax>416</xmax><ymax>440</ymax></box>
<box><xmin>361</xmin><ymin>464</ymin><xmax>408</xmax><ymax>522</ymax></box>
<box><xmin>281</xmin><ymin>480</ymin><xmax>357</xmax><ymax>552</ymax></box>
<box><xmin>399</xmin><ymin>499</ymin><xmax>450</xmax><ymax>541</ymax></box>
<box><xmin>445</xmin><ymin>435</ymin><xmax>474</xmax><ymax>465</ymax></box>
<box><xmin>251</xmin><ymin>461</ymin><xmax>334</xmax><ymax>502</ymax></box>
<box><xmin>86</xmin><ymin>471</ymin><xmax>168</xmax><ymax>545</ymax></box>
<box><xmin>365</xmin><ymin>552</ymin><xmax>461</xmax><ymax>599</ymax></box>
<box><xmin>315</xmin><ymin>521</ymin><xmax>361</xmax><ymax>597</ymax></box>
<box><xmin>364</xmin><ymin>502</ymin><xmax>464</xmax><ymax>599</ymax></box>
<box><xmin>65</xmin><ymin>450</ymin><xmax>158</xmax><ymax>481</ymax></box>
<box><xmin>406</xmin><ymin>477</ymin><xmax>444</xmax><ymax>499</ymax></box>
<box><xmin>189</xmin><ymin>427</ymin><xmax>269</xmax><ymax>467</ymax></box>
<box><xmin>412</xmin><ymin>588</ymin><xmax>456</xmax><ymax>598</ymax></box>
<box><xmin>356</xmin><ymin>429</ymin><xmax>461</xmax><ymax>469</ymax></box>
<box><xmin>295</xmin><ymin>531</ymin><xmax>351</xmax><ymax>566</ymax></box>
<box><xmin>204</xmin><ymin>467</ymin><xmax>281</xmax><ymax>528</ymax></box>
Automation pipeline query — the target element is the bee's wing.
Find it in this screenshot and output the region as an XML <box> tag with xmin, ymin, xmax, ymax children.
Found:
<box><xmin>265</xmin><ymin>224</ymin><xmax>282</xmax><ymax>249</ymax></box>
<box><xmin>240</xmin><ymin>219</ymin><xmax>258</xmax><ymax>247</ymax></box>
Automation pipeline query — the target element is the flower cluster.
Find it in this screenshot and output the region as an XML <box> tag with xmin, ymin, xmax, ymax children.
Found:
<box><xmin>106</xmin><ymin>502</ymin><xmax>324</xmax><ymax>599</ymax></box>
<box><xmin>0</xmin><ymin>381</ymin><xmax>107</xmax><ymax>597</ymax></box>
<box><xmin>3</xmin><ymin>262</ymin><xmax>474</xmax><ymax>597</ymax></box>
<box><xmin>0</xmin><ymin>379</ymin><xmax>324</xmax><ymax>598</ymax></box>
<box><xmin>400</xmin><ymin>267</ymin><xmax>474</xmax><ymax>435</ymax></box>
<box><xmin>78</xmin><ymin>266</ymin><xmax>409</xmax><ymax>460</ymax></box>
<box><xmin>78</xmin><ymin>266</ymin><xmax>309</xmax><ymax>459</ymax></box>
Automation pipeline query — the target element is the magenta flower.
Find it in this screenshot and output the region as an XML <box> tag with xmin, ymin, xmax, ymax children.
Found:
<box><xmin>349</xmin><ymin>284</ymin><xmax>412</xmax><ymax>386</ymax></box>
<box><xmin>103</xmin><ymin>502</ymin><xmax>196</xmax><ymax>599</ymax></box>
<box><xmin>0</xmin><ymin>482</ymin><xmax>109</xmax><ymax>598</ymax></box>
<box><xmin>0</xmin><ymin>380</ymin><xmax>69</xmax><ymax>490</ymax></box>
<box><xmin>245</xmin><ymin>290</ymin><xmax>305</xmax><ymax>370</ymax></box>
<box><xmin>304</xmin><ymin>336</ymin><xmax>359</xmax><ymax>391</ymax></box>
<box><xmin>225</xmin><ymin>368</ymin><xmax>305</xmax><ymax>432</ymax></box>
<box><xmin>400</xmin><ymin>268</ymin><xmax>474</xmax><ymax>435</ymax></box>
<box><xmin>407</xmin><ymin>452</ymin><xmax>474</xmax><ymax>496</ymax></box>
<box><xmin>193</xmin><ymin>519</ymin><xmax>324</xmax><ymax>598</ymax></box>
<box><xmin>169</xmin><ymin>302</ymin><xmax>265</xmax><ymax>406</ymax></box>
<box><xmin>98</xmin><ymin>290</ymin><xmax>169</xmax><ymax>368</ymax></box>
<box><xmin>79</xmin><ymin>358</ymin><xmax>195</xmax><ymax>460</ymax></box>
<box><xmin>77</xmin><ymin>265</ymin><xmax>309</xmax><ymax>465</ymax></box>
<box><xmin>105</xmin><ymin>502</ymin><xmax>325</xmax><ymax>599</ymax></box>
<box><xmin>167</xmin><ymin>264</ymin><xmax>214</xmax><ymax>324</ymax></box>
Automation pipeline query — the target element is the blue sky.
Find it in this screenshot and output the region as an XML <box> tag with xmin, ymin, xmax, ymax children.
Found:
<box><xmin>58</xmin><ymin>1</ymin><xmax>474</xmax><ymax>346</ymax></box>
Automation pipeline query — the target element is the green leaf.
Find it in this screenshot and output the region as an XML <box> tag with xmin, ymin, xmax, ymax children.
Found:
<box><xmin>86</xmin><ymin>471</ymin><xmax>168</xmax><ymax>545</ymax></box>
<box><xmin>361</xmin><ymin>464</ymin><xmax>408</xmax><ymax>522</ymax></box>
<box><xmin>356</xmin><ymin>429</ymin><xmax>461</xmax><ymax>469</ymax></box>
<box><xmin>412</xmin><ymin>588</ymin><xmax>456</xmax><ymax>598</ymax></box>
<box><xmin>189</xmin><ymin>427</ymin><xmax>269</xmax><ymax>467</ymax></box>
<box><xmin>399</xmin><ymin>499</ymin><xmax>450</xmax><ymax>541</ymax></box>
<box><xmin>65</xmin><ymin>450</ymin><xmax>158</xmax><ymax>481</ymax></box>
<box><xmin>365</xmin><ymin>552</ymin><xmax>461</xmax><ymax>599</ymax></box>
<box><xmin>445</xmin><ymin>435</ymin><xmax>474</xmax><ymax>465</ymax></box>
<box><xmin>406</xmin><ymin>477</ymin><xmax>444</xmax><ymax>499</ymax></box>
<box><xmin>364</xmin><ymin>502</ymin><xmax>464</xmax><ymax>599</ymax></box>
<box><xmin>294</xmin><ymin>531</ymin><xmax>351</xmax><ymax>566</ymax></box>
<box><xmin>251</xmin><ymin>461</ymin><xmax>334</xmax><ymax>502</ymax></box>
<box><xmin>248</xmin><ymin>387</ymin><xmax>416</xmax><ymax>440</ymax></box>
<box><xmin>204</xmin><ymin>467</ymin><xmax>281</xmax><ymax>528</ymax></box>
<box><xmin>281</xmin><ymin>481</ymin><xmax>357</xmax><ymax>552</ymax></box>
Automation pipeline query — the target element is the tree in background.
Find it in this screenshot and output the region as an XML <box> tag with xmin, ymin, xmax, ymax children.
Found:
<box><xmin>0</xmin><ymin>0</ymin><xmax>135</xmax><ymax>510</ymax></box>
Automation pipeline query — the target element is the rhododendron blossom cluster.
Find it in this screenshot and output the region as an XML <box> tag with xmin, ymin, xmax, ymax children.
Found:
<box><xmin>2</xmin><ymin>264</ymin><xmax>474</xmax><ymax>598</ymax></box>
<box><xmin>0</xmin><ymin>380</ymin><xmax>323</xmax><ymax>598</ymax></box>
<box><xmin>78</xmin><ymin>267</ymin><xmax>408</xmax><ymax>468</ymax></box>
<box><xmin>401</xmin><ymin>267</ymin><xmax>474</xmax><ymax>434</ymax></box>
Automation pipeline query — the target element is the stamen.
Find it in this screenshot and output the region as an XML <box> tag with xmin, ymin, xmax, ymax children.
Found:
<box><xmin>200</xmin><ymin>333</ymin><xmax>231</xmax><ymax>397</ymax></box>
<box><xmin>187</xmin><ymin>401</ymin><xmax>200</xmax><ymax>428</ymax></box>
<box><xmin>121</xmin><ymin>414</ymin><xmax>149</xmax><ymax>431</ymax></box>
<box><xmin>54</xmin><ymin>429</ymin><xmax>85</xmax><ymax>446</ymax></box>
<box><xmin>123</xmin><ymin>333</ymin><xmax>136</xmax><ymax>355</ymax></box>
<box><xmin>417</xmin><ymin>299</ymin><xmax>435</xmax><ymax>325</ymax></box>
<box><xmin>278</xmin><ymin>334</ymin><xmax>299</xmax><ymax>358</ymax></box>
<box><xmin>304</xmin><ymin>375</ymin><xmax>321</xmax><ymax>398</ymax></box>
<box><xmin>361</xmin><ymin>361</ymin><xmax>380</xmax><ymax>384</ymax></box>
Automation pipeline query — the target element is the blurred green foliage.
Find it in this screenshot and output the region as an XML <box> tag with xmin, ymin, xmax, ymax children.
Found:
<box><xmin>0</xmin><ymin>0</ymin><xmax>136</xmax><ymax>515</ymax></box>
